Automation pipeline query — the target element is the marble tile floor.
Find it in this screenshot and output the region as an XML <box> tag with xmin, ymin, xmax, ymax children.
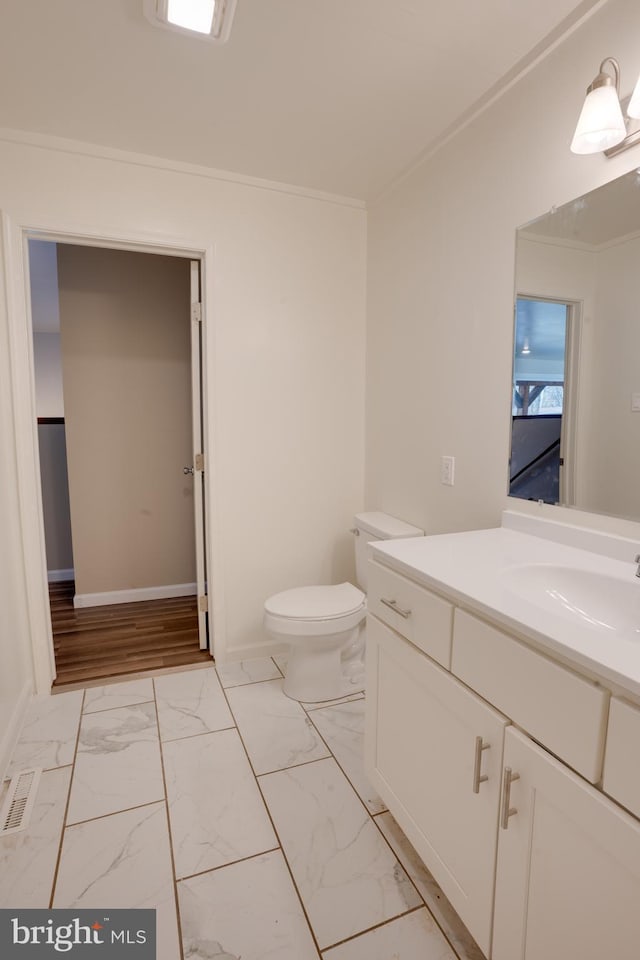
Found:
<box><xmin>1</xmin><ymin>659</ymin><xmax>484</xmax><ymax>960</ymax></box>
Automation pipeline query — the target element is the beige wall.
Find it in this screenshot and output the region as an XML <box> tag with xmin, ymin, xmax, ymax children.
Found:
<box><xmin>58</xmin><ymin>245</ymin><xmax>195</xmax><ymax>596</ymax></box>
<box><xmin>366</xmin><ymin>0</ymin><xmax>640</xmax><ymax>537</ymax></box>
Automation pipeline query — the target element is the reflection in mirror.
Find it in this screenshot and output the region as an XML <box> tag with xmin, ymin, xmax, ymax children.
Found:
<box><xmin>510</xmin><ymin>168</ymin><xmax>640</xmax><ymax>523</ymax></box>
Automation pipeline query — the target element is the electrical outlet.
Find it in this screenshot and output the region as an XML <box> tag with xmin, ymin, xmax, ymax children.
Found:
<box><xmin>441</xmin><ymin>455</ymin><xmax>455</xmax><ymax>486</ymax></box>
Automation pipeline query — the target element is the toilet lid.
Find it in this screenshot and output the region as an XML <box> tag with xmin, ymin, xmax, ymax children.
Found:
<box><xmin>265</xmin><ymin>582</ymin><xmax>365</xmax><ymax>621</ymax></box>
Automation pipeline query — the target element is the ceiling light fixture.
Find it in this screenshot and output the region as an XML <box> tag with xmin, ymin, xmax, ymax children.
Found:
<box><xmin>143</xmin><ymin>0</ymin><xmax>237</xmax><ymax>42</ymax></box>
<box><xmin>571</xmin><ymin>57</ymin><xmax>640</xmax><ymax>157</ymax></box>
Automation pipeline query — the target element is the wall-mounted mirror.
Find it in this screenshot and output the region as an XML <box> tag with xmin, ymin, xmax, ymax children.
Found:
<box><xmin>509</xmin><ymin>168</ymin><xmax>640</xmax><ymax>523</ymax></box>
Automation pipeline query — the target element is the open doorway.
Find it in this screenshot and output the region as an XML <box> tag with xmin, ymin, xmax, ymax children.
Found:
<box><xmin>509</xmin><ymin>295</ymin><xmax>579</xmax><ymax>505</ymax></box>
<box><xmin>29</xmin><ymin>240</ymin><xmax>211</xmax><ymax>686</ymax></box>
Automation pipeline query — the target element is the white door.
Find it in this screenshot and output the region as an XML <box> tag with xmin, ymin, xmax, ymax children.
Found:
<box><xmin>365</xmin><ymin>616</ymin><xmax>508</xmax><ymax>955</ymax></box>
<box><xmin>493</xmin><ymin>726</ymin><xmax>640</xmax><ymax>960</ymax></box>
<box><xmin>189</xmin><ymin>260</ymin><xmax>208</xmax><ymax>650</ymax></box>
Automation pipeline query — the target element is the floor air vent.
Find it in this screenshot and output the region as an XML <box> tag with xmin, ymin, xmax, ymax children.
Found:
<box><xmin>0</xmin><ymin>768</ymin><xmax>41</xmax><ymax>836</ymax></box>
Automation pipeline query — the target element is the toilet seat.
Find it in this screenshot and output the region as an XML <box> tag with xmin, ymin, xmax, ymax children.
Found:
<box><xmin>264</xmin><ymin>582</ymin><xmax>365</xmax><ymax>621</ymax></box>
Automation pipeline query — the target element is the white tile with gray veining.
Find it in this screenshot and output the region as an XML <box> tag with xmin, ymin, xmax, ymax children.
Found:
<box><xmin>7</xmin><ymin>690</ymin><xmax>83</xmax><ymax>778</ymax></box>
<box><xmin>163</xmin><ymin>727</ymin><xmax>277</xmax><ymax>879</ymax></box>
<box><xmin>226</xmin><ymin>679</ymin><xmax>330</xmax><ymax>775</ymax></box>
<box><xmin>178</xmin><ymin>850</ymin><xmax>319</xmax><ymax>960</ymax></box>
<box><xmin>272</xmin><ymin>655</ymin><xmax>288</xmax><ymax>675</ymax></box>
<box><xmin>83</xmin><ymin>678</ymin><xmax>154</xmax><ymax>714</ymax></box>
<box><xmin>302</xmin><ymin>692</ymin><xmax>365</xmax><ymax>711</ymax></box>
<box><xmin>0</xmin><ymin>767</ymin><xmax>72</xmax><ymax>908</ymax></box>
<box><xmin>66</xmin><ymin>702</ymin><xmax>164</xmax><ymax>824</ymax></box>
<box><xmin>375</xmin><ymin>813</ymin><xmax>485</xmax><ymax>960</ymax></box>
<box><xmin>259</xmin><ymin>757</ymin><xmax>421</xmax><ymax>950</ymax></box>
<box><xmin>322</xmin><ymin>907</ymin><xmax>458</xmax><ymax>960</ymax></box>
<box><xmin>53</xmin><ymin>801</ymin><xmax>180</xmax><ymax>960</ymax></box>
<box><xmin>308</xmin><ymin>699</ymin><xmax>385</xmax><ymax>814</ymax></box>
<box><xmin>154</xmin><ymin>666</ymin><xmax>233</xmax><ymax>741</ymax></box>
<box><xmin>215</xmin><ymin>657</ymin><xmax>283</xmax><ymax>688</ymax></box>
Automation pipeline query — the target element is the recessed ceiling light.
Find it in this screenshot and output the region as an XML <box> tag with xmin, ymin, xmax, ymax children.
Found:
<box><xmin>143</xmin><ymin>0</ymin><xmax>237</xmax><ymax>42</ymax></box>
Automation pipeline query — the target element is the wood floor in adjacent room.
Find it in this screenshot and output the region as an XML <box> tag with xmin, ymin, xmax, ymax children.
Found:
<box><xmin>50</xmin><ymin>581</ymin><xmax>211</xmax><ymax>687</ymax></box>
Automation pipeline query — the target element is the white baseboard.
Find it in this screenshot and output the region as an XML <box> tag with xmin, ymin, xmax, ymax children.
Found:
<box><xmin>0</xmin><ymin>681</ymin><xmax>32</xmax><ymax>781</ymax></box>
<box><xmin>219</xmin><ymin>641</ymin><xmax>288</xmax><ymax>664</ymax></box>
<box><xmin>73</xmin><ymin>582</ymin><xmax>197</xmax><ymax>609</ymax></box>
<box><xmin>47</xmin><ymin>568</ymin><xmax>75</xmax><ymax>583</ymax></box>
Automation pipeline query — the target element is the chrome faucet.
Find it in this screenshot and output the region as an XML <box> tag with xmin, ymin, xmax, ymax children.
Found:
<box><xmin>635</xmin><ymin>554</ymin><xmax>640</xmax><ymax>578</ymax></box>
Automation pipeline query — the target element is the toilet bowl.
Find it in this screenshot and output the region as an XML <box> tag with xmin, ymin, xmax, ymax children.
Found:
<box><xmin>264</xmin><ymin>583</ymin><xmax>366</xmax><ymax>702</ymax></box>
<box><xmin>264</xmin><ymin>512</ymin><xmax>424</xmax><ymax>702</ymax></box>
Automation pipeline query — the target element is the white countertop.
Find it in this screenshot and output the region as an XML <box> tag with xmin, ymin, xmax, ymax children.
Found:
<box><xmin>371</xmin><ymin>526</ymin><xmax>640</xmax><ymax>699</ymax></box>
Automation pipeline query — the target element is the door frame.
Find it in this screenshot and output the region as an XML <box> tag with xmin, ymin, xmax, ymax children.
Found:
<box><xmin>2</xmin><ymin>212</ymin><xmax>224</xmax><ymax>693</ymax></box>
<box><xmin>513</xmin><ymin>292</ymin><xmax>582</xmax><ymax>507</ymax></box>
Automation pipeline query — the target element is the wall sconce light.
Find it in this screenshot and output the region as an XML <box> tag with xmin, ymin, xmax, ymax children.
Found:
<box><xmin>571</xmin><ymin>57</ymin><xmax>640</xmax><ymax>157</ymax></box>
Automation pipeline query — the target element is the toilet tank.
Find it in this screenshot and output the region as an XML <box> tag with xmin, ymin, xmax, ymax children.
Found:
<box><xmin>353</xmin><ymin>512</ymin><xmax>424</xmax><ymax>591</ymax></box>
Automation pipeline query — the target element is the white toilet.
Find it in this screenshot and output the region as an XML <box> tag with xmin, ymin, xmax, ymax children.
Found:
<box><xmin>264</xmin><ymin>512</ymin><xmax>424</xmax><ymax>702</ymax></box>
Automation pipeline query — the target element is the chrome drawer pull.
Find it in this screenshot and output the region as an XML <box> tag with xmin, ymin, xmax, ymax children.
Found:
<box><xmin>500</xmin><ymin>766</ymin><xmax>520</xmax><ymax>829</ymax></box>
<box><xmin>380</xmin><ymin>597</ymin><xmax>411</xmax><ymax>619</ymax></box>
<box><xmin>472</xmin><ymin>736</ymin><xmax>490</xmax><ymax>793</ymax></box>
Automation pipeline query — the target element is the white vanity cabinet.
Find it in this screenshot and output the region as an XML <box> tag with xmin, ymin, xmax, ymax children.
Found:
<box><xmin>365</xmin><ymin>614</ymin><xmax>508</xmax><ymax>956</ymax></box>
<box><xmin>365</xmin><ymin>546</ymin><xmax>640</xmax><ymax>960</ymax></box>
<box><xmin>492</xmin><ymin>726</ymin><xmax>640</xmax><ymax>960</ymax></box>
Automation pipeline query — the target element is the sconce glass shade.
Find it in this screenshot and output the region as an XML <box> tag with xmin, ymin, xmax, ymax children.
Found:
<box><xmin>628</xmin><ymin>73</ymin><xmax>640</xmax><ymax>119</ymax></box>
<box><xmin>571</xmin><ymin>84</ymin><xmax>627</xmax><ymax>154</ymax></box>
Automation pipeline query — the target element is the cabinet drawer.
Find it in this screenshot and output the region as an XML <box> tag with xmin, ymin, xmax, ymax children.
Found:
<box><xmin>451</xmin><ymin>609</ymin><xmax>608</xmax><ymax>783</ymax></box>
<box><xmin>603</xmin><ymin>698</ymin><xmax>640</xmax><ymax>818</ymax></box>
<box><xmin>367</xmin><ymin>560</ymin><xmax>453</xmax><ymax>667</ymax></box>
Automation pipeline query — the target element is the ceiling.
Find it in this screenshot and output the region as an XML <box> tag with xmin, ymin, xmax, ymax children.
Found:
<box><xmin>521</xmin><ymin>167</ymin><xmax>640</xmax><ymax>248</ymax></box>
<box><xmin>0</xmin><ymin>0</ymin><xmax>604</xmax><ymax>200</ymax></box>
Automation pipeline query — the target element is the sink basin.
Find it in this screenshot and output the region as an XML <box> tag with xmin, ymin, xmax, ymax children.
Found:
<box><xmin>504</xmin><ymin>563</ymin><xmax>640</xmax><ymax>637</ymax></box>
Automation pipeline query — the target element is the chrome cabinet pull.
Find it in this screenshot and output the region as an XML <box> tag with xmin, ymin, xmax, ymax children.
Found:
<box><xmin>500</xmin><ymin>766</ymin><xmax>520</xmax><ymax>829</ymax></box>
<box><xmin>472</xmin><ymin>736</ymin><xmax>490</xmax><ymax>793</ymax></box>
<box><xmin>380</xmin><ymin>597</ymin><xmax>411</xmax><ymax>619</ymax></box>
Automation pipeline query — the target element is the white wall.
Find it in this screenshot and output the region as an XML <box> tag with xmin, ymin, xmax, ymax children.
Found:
<box><xmin>28</xmin><ymin>238</ymin><xmax>59</xmax><ymax>334</ymax></box>
<box><xmin>33</xmin><ymin>333</ymin><xmax>64</xmax><ymax>417</ymax></box>
<box><xmin>366</xmin><ymin>0</ymin><xmax>640</xmax><ymax>537</ymax></box>
<box><xmin>0</xmin><ymin>231</ymin><xmax>33</xmax><ymax>777</ymax></box>
<box><xmin>0</xmin><ymin>138</ymin><xmax>366</xmax><ymax>685</ymax></box>
<box><xmin>588</xmin><ymin>235</ymin><xmax>640</xmax><ymax>519</ymax></box>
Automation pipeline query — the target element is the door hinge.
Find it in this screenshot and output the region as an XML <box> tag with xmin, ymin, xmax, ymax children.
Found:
<box><xmin>198</xmin><ymin>594</ymin><xmax>208</xmax><ymax>613</ymax></box>
<box><xmin>195</xmin><ymin>452</ymin><xmax>204</xmax><ymax>472</ymax></box>
<box><xmin>191</xmin><ymin>302</ymin><xmax>202</xmax><ymax>323</ymax></box>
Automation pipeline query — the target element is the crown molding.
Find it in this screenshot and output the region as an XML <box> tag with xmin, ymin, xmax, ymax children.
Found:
<box><xmin>0</xmin><ymin>127</ymin><xmax>366</xmax><ymax>211</ymax></box>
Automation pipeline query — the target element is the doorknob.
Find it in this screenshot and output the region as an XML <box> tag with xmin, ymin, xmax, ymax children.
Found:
<box><xmin>183</xmin><ymin>466</ymin><xmax>194</xmax><ymax>476</ymax></box>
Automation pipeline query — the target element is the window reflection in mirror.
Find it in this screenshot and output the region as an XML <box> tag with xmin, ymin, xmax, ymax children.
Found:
<box><xmin>509</xmin><ymin>167</ymin><xmax>640</xmax><ymax>523</ymax></box>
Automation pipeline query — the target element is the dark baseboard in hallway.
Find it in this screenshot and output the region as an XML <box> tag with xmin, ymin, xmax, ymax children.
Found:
<box><xmin>50</xmin><ymin>581</ymin><xmax>211</xmax><ymax>687</ymax></box>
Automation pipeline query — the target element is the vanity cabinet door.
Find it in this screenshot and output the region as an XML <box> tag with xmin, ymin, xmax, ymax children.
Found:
<box><xmin>493</xmin><ymin>727</ymin><xmax>640</xmax><ymax>960</ymax></box>
<box><xmin>365</xmin><ymin>615</ymin><xmax>508</xmax><ymax>956</ymax></box>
